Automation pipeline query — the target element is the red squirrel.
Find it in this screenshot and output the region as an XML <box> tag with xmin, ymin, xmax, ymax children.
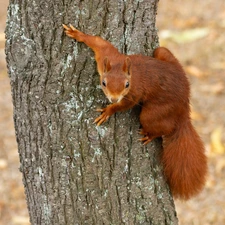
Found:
<box><xmin>63</xmin><ymin>24</ymin><xmax>207</xmax><ymax>200</ymax></box>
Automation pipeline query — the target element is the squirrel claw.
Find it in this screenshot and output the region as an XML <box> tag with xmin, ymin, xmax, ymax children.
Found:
<box><xmin>62</xmin><ymin>24</ymin><xmax>77</xmax><ymax>31</ymax></box>
<box><xmin>69</xmin><ymin>24</ymin><xmax>76</xmax><ymax>31</ymax></box>
<box><xmin>94</xmin><ymin>114</ymin><xmax>109</xmax><ymax>126</ymax></box>
<box><xmin>138</xmin><ymin>128</ymin><xmax>146</xmax><ymax>135</ymax></box>
<box><xmin>142</xmin><ymin>139</ymin><xmax>152</xmax><ymax>145</ymax></box>
<box><xmin>94</xmin><ymin>108</ymin><xmax>108</xmax><ymax>125</ymax></box>
<box><xmin>62</xmin><ymin>24</ymin><xmax>69</xmax><ymax>30</ymax></box>
<box><xmin>95</xmin><ymin>108</ymin><xmax>105</xmax><ymax>112</ymax></box>
<box><xmin>94</xmin><ymin>107</ymin><xmax>112</xmax><ymax>126</ymax></box>
<box><xmin>139</xmin><ymin>135</ymin><xmax>152</xmax><ymax>145</ymax></box>
<box><xmin>138</xmin><ymin>129</ymin><xmax>152</xmax><ymax>144</ymax></box>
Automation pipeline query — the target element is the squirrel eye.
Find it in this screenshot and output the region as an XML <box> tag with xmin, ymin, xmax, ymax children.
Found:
<box><xmin>125</xmin><ymin>81</ymin><xmax>129</xmax><ymax>88</ymax></box>
<box><xmin>102</xmin><ymin>80</ymin><xmax>106</xmax><ymax>87</ymax></box>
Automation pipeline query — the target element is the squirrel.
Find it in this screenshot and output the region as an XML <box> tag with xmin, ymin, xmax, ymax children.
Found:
<box><xmin>63</xmin><ymin>24</ymin><xmax>207</xmax><ymax>200</ymax></box>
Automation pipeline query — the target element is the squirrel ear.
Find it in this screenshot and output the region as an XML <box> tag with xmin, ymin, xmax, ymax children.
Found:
<box><xmin>103</xmin><ymin>57</ymin><xmax>111</xmax><ymax>73</ymax></box>
<box><xmin>123</xmin><ymin>57</ymin><xmax>131</xmax><ymax>75</ymax></box>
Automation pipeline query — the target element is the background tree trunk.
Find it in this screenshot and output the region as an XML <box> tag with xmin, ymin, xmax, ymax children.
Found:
<box><xmin>5</xmin><ymin>0</ymin><xmax>178</xmax><ymax>224</ymax></box>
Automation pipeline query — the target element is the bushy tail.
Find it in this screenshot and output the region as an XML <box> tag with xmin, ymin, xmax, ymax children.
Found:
<box><xmin>162</xmin><ymin>120</ymin><xmax>207</xmax><ymax>200</ymax></box>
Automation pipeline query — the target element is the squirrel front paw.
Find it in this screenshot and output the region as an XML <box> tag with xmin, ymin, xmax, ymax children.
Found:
<box><xmin>63</xmin><ymin>24</ymin><xmax>84</xmax><ymax>42</ymax></box>
<box><xmin>94</xmin><ymin>107</ymin><xmax>113</xmax><ymax>126</ymax></box>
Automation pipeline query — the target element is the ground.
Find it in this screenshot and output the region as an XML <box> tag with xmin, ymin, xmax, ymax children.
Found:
<box><xmin>0</xmin><ymin>0</ymin><xmax>225</xmax><ymax>224</ymax></box>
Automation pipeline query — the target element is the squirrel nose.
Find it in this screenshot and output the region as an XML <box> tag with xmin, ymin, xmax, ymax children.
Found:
<box><xmin>110</xmin><ymin>97</ymin><xmax>118</xmax><ymax>103</ymax></box>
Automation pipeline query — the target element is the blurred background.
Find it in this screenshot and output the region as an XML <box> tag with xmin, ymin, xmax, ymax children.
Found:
<box><xmin>0</xmin><ymin>0</ymin><xmax>225</xmax><ymax>224</ymax></box>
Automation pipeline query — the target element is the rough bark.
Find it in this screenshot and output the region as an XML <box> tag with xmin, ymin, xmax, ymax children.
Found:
<box><xmin>5</xmin><ymin>0</ymin><xmax>178</xmax><ymax>224</ymax></box>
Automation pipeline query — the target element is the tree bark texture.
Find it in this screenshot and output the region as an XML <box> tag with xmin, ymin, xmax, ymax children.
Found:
<box><xmin>5</xmin><ymin>0</ymin><xmax>178</xmax><ymax>224</ymax></box>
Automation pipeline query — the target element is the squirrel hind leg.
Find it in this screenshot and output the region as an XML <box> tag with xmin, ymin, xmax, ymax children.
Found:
<box><xmin>139</xmin><ymin>135</ymin><xmax>153</xmax><ymax>145</ymax></box>
<box><xmin>138</xmin><ymin>129</ymin><xmax>156</xmax><ymax>145</ymax></box>
<box><xmin>138</xmin><ymin>128</ymin><xmax>146</xmax><ymax>135</ymax></box>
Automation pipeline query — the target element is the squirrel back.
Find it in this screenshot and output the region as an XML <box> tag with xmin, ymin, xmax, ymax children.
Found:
<box><xmin>152</xmin><ymin>47</ymin><xmax>207</xmax><ymax>199</ymax></box>
<box><xmin>63</xmin><ymin>25</ymin><xmax>207</xmax><ymax>200</ymax></box>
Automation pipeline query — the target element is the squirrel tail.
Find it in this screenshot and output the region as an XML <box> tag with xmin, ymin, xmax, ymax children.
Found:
<box><xmin>161</xmin><ymin>120</ymin><xmax>207</xmax><ymax>200</ymax></box>
<box><xmin>153</xmin><ymin>47</ymin><xmax>181</xmax><ymax>65</ymax></box>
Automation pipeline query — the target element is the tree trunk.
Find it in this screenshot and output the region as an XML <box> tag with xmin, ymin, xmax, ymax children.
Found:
<box><xmin>5</xmin><ymin>0</ymin><xmax>178</xmax><ymax>224</ymax></box>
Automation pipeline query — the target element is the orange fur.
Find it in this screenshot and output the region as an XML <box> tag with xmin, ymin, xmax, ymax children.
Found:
<box><xmin>63</xmin><ymin>24</ymin><xmax>207</xmax><ymax>200</ymax></box>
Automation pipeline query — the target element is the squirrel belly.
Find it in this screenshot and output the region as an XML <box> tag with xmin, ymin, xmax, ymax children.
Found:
<box><xmin>63</xmin><ymin>24</ymin><xmax>208</xmax><ymax>200</ymax></box>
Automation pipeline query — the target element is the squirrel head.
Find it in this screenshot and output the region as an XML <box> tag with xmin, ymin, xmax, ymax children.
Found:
<box><xmin>100</xmin><ymin>57</ymin><xmax>131</xmax><ymax>103</ymax></box>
